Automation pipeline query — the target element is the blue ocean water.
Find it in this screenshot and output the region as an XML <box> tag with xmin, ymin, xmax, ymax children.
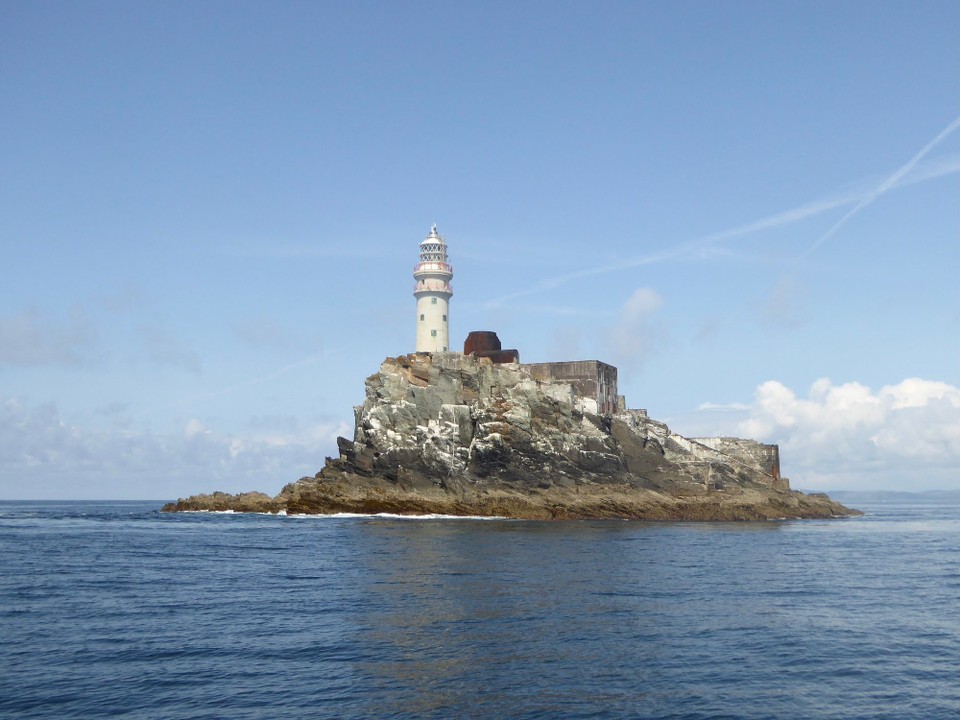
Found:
<box><xmin>1</xmin><ymin>501</ymin><xmax>957</xmax><ymax>719</ymax></box>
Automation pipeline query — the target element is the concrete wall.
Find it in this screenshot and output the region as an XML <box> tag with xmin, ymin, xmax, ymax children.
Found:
<box><xmin>522</xmin><ymin>360</ymin><xmax>619</xmax><ymax>415</ymax></box>
<box><xmin>692</xmin><ymin>436</ymin><xmax>785</xmax><ymax>487</ymax></box>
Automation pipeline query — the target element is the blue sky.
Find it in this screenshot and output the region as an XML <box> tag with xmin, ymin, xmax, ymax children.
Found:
<box><xmin>2</xmin><ymin>1</ymin><xmax>958</xmax><ymax>499</ymax></box>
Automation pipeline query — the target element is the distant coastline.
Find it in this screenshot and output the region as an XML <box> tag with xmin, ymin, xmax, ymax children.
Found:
<box><xmin>820</xmin><ymin>489</ymin><xmax>960</xmax><ymax>505</ymax></box>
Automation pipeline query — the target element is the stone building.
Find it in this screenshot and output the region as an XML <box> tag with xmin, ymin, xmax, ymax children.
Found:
<box><xmin>522</xmin><ymin>360</ymin><xmax>619</xmax><ymax>416</ymax></box>
<box><xmin>457</xmin><ymin>330</ymin><xmax>619</xmax><ymax>417</ymax></box>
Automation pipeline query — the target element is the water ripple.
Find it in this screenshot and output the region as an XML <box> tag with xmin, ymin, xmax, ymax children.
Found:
<box><xmin>0</xmin><ymin>501</ymin><xmax>958</xmax><ymax>719</ymax></box>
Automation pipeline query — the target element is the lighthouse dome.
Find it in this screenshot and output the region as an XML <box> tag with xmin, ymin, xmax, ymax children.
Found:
<box><xmin>420</xmin><ymin>223</ymin><xmax>445</xmax><ymax>245</ymax></box>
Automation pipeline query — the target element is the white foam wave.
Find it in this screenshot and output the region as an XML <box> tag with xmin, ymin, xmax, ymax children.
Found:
<box><xmin>289</xmin><ymin>512</ymin><xmax>510</xmax><ymax>521</ymax></box>
<box><xmin>181</xmin><ymin>509</ymin><xmax>288</xmax><ymax>516</ymax></box>
<box><xmin>180</xmin><ymin>509</ymin><xmax>506</xmax><ymax>520</ymax></box>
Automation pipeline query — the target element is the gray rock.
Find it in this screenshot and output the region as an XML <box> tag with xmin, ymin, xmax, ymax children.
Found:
<box><xmin>164</xmin><ymin>353</ymin><xmax>860</xmax><ymax>520</ymax></box>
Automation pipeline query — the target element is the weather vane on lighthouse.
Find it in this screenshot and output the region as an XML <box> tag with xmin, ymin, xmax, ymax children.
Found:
<box><xmin>413</xmin><ymin>223</ymin><xmax>453</xmax><ymax>352</ymax></box>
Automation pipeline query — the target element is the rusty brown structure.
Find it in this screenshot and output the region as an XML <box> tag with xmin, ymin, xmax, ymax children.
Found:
<box><xmin>463</xmin><ymin>331</ymin><xmax>520</xmax><ymax>364</ymax></box>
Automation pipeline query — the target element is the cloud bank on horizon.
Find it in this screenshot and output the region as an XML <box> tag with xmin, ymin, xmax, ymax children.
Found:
<box><xmin>2</xmin><ymin>374</ymin><xmax>957</xmax><ymax>499</ymax></box>
<box><xmin>737</xmin><ymin>378</ymin><xmax>960</xmax><ymax>491</ymax></box>
<box><xmin>0</xmin><ymin>396</ymin><xmax>351</xmax><ymax>500</ymax></box>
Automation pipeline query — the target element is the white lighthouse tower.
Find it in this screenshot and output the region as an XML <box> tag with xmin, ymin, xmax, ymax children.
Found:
<box><xmin>413</xmin><ymin>223</ymin><xmax>453</xmax><ymax>352</ymax></box>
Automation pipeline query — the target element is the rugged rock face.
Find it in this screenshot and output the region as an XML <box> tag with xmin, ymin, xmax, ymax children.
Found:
<box><xmin>164</xmin><ymin>353</ymin><xmax>860</xmax><ymax>520</ymax></box>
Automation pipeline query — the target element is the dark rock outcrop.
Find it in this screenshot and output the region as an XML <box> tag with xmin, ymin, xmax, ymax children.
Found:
<box><xmin>164</xmin><ymin>353</ymin><xmax>860</xmax><ymax>520</ymax></box>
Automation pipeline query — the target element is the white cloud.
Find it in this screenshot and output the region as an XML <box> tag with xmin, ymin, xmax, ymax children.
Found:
<box><xmin>621</xmin><ymin>287</ymin><xmax>664</xmax><ymax>319</ymax></box>
<box><xmin>735</xmin><ymin>378</ymin><xmax>960</xmax><ymax>491</ymax></box>
<box><xmin>0</xmin><ymin>396</ymin><xmax>351</xmax><ymax>500</ymax></box>
<box><xmin>880</xmin><ymin>378</ymin><xmax>958</xmax><ymax>409</ymax></box>
<box><xmin>697</xmin><ymin>402</ymin><xmax>750</xmax><ymax>411</ymax></box>
<box><xmin>606</xmin><ymin>288</ymin><xmax>666</xmax><ymax>370</ymax></box>
<box><xmin>183</xmin><ymin>418</ymin><xmax>210</xmax><ymax>439</ymax></box>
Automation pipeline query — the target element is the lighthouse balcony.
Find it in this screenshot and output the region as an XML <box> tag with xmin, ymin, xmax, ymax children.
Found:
<box><xmin>414</xmin><ymin>280</ymin><xmax>453</xmax><ymax>294</ymax></box>
<box><xmin>413</xmin><ymin>261</ymin><xmax>453</xmax><ymax>275</ymax></box>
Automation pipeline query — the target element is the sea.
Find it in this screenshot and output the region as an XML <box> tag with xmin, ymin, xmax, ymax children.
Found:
<box><xmin>1</xmin><ymin>501</ymin><xmax>957</xmax><ymax>720</ymax></box>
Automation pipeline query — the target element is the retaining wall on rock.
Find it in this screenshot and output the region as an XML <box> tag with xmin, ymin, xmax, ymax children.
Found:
<box><xmin>690</xmin><ymin>436</ymin><xmax>787</xmax><ymax>489</ymax></box>
<box><xmin>523</xmin><ymin>360</ymin><xmax>619</xmax><ymax>415</ymax></box>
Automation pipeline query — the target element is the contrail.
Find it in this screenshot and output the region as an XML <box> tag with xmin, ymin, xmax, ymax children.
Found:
<box><xmin>484</xmin><ymin>248</ymin><xmax>678</xmax><ymax>307</ymax></box>
<box><xmin>803</xmin><ymin>113</ymin><xmax>960</xmax><ymax>257</ymax></box>
<box><xmin>482</xmin><ymin>146</ymin><xmax>960</xmax><ymax>308</ymax></box>
<box><xmin>169</xmin><ymin>353</ymin><xmax>326</xmax><ymax>407</ymax></box>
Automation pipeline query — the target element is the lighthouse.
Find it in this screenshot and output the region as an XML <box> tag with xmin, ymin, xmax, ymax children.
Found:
<box><xmin>413</xmin><ymin>223</ymin><xmax>453</xmax><ymax>352</ymax></box>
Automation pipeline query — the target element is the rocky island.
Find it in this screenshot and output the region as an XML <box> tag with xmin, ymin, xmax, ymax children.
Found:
<box><xmin>166</xmin><ymin>227</ymin><xmax>857</xmax><ymax>520</ymax></box>
<box><xmin>164</xmin><ymin>348</ymin><xmax>858</xmax><ymax>520</ymax></box>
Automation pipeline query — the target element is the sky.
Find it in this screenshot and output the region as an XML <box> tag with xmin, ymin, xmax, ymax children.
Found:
<box><xmin>1</xmin><ymin>1</ymin><xmax>958</xmax><ymax>499</ymax></box>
